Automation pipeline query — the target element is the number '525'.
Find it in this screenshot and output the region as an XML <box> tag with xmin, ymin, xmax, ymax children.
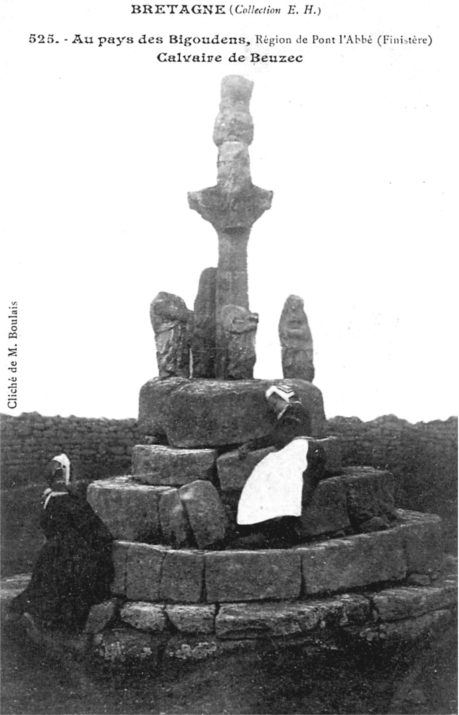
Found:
<box><xmin>29</xmin><ymin>34</ymin><xmax>55</xmax><ymax>43</ymax></box>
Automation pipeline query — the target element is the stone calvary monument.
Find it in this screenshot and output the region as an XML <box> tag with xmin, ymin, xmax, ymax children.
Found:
<box><xmin>40</xmin><ymin>77</ymin><xmax>457</xmax><ymax>662</ymax></box>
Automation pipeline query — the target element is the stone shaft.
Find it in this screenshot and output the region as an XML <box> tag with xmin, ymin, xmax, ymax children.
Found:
<box><xmin>217</xmin><ymin>230</ymin><xmax>250</xmax><ymax>309</ymax></box>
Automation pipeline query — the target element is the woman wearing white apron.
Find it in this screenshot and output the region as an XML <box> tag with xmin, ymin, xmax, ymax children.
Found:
<box><xmin>232</xmin><ymin>386</ymin><xmax>326</xmax><ymax>548</ymax></box>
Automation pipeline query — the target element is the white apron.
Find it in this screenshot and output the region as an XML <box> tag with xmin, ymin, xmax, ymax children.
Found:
<box><xmin>237</xmin><ymin>437</ymin><xmax>310</xmax><ymax>525</ymax></box>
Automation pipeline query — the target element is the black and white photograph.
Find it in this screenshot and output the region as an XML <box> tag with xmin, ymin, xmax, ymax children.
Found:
<box><xmin>1</xmin><ymin>1</ymin><xmax>457</xmax><ymax>713</ymax></box>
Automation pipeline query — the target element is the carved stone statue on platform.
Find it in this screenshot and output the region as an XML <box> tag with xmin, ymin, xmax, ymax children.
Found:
<box><xmin>150</xmin><ymin>292</ymin><xmax>192</xmax><ymax>379</ymax></box>
<box><xmin>221</xmin><ymin>304</ymin><xmax>259</xmax><ymax>380</ymax></box>
<box><xmin>279</xmin><ymin>295</ymin><xmax>314</xmax><ymax>382</ymax></box>
<box><xmin>192</xmin><ymin>267</ymin><xmax>217</xmax><ymax>378</ymax></box>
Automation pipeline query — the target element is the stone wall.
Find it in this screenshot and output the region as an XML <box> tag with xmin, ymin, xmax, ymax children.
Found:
<box><xmin>0</xmin><ymin>412</ymin><xmax>142</xmax><ymax>489</ymax></box>
<box><xmin>326</xmin><ymin>415</ymin><xmax>458</xmax><ymax>521</ymax></box>
<box><xmin>1</xmin><ymin>412</ymin><xmax>457</xmax><ymax>510</ymax></box>
<box><xmin>1</xmin><ymin>411</ymin><xmax>456</xmax><ymax>576</ymax></box>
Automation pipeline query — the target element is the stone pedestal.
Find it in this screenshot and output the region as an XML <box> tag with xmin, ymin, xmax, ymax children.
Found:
<box><xmin>105</xmin><ymin>511</ymin><xmax>444</xmax><ymax>605</ymax></box>
<box><xmin>5</xmin><ymin>553</ymin><xmax>456</xmax><ymax>664</ymax></box>
<box><xmin>138</xmin><ymin>377</ymin><xmax>326</xmax><ymax>448</ymax></box>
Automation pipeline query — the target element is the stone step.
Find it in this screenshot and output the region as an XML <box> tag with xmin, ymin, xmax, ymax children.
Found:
<box><xmin>302</xmin><ymin>466</ymin><xmax>396</xmax><ymax>537</ymax></box>
<box><xmin>87</xmin><ymin>466</ymin><xmax>397</xmax><ymax>546</ymax></box>
<box><xmin>93</xmin><ymin>557</ymin><xmax>458</xmax><ymax>661</ymax></box>
<box><xmin>132</xmin><ymin>435</ymin><xmax>341</xmax><ymax>490</ymax></box>
<box><xmin>138</xmin><ymin>377</ymin><xmax>326</xmax><ymax>448</ymax></box>
<box><xmin>110</xmin><ymin>510</ymin><xmax>443</xmax><ymax>603</ymax></box>
<box><xmin>86</xmin><ymin>476</ymin><xmax>169</xmax><ymax>542</ymax></box>
<box><xmin>3</xmin><ymin>549</ymin><xmax>455</xmax><ymax>666</ymax></box>
<box><xmin>87</xmin><ymin>477</ymin><xmax>229</xmax><ymax>548</ymax></box>
<box><xmin>132</xmin><ymin>444</ymin><xmax>217</xmax><ymax>486</ymax></box>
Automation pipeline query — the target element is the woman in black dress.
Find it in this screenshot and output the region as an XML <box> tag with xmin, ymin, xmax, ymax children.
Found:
<box><xmin>11</xmin><ymin>455</ymin><xmax>114</xmax><ymax>633</ymax></box>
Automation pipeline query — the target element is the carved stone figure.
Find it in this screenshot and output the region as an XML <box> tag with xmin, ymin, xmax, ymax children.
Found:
<box><xmin>192</xmin><ymin>267</ymin><xmax>217</xmax><ymax>378</ymax></box>
<box><xmin>279</xmin><ymin>295</ymin><xmax>314</xmax><ymax>382</ymax></box>
<box><xmin>150</xmin><ymin>292</ymin><xmax>192</xmax><ymax>378</ymax></box>
<box><xmin>213</xmin><ymin>74</ymin><xmax>254</xmax><ymax>147</ymax></box>
<box><xmin>221</xmin><ymin>304</ymin><xmax>259</xmax><ymax>380</ymax></box>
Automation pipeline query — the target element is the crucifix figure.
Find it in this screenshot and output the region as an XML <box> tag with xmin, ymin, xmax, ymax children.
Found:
<box><xmin>188</xmin><ymin>75</ymin><xmax>273</xmax><ymax>379</ymax></box>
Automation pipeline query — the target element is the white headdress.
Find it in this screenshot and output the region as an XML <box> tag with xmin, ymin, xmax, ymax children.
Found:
<box><xmin>265</xmin><ymin>385</ymin><xmax>296</xmax><ymax>403</ymax></box>
<box><xmin>52</xmin><ymin>453</ymin><xmax>71</xmax><ymax>486</ymax></box>
<box><xmin>265</xmin><ymin>385</ymin><xmax>297</xmax><ymax>420</ymax></box>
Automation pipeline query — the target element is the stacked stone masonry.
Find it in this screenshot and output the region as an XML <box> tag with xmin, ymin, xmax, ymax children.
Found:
<box><xmin>101</xmin><ymin>573</ymin><xmax>456</xmax><ymax>642</ymax></box>
<box><xmin>84</xmin><ymin>523</ymin><xmax>457</xmax><ymax>664</ymax></box>
<box><xmin>3</xmin><ymin>73</ymin><xmax>456</xmax><ymax>664</ymax></box>
<box><xmin>2</xmin><ymin>408</ymin><xmax>457</xmax><ymax>660</ymax></box>
<box><xmin>87</xmin><ymin>462</ymin><xmax>398</xmax><ymax>548</ymax></box>
<box><xmin>83</xmin><ymin>430</ymin><xmax>455</xmax><ymax>663</ymax></box>
<box><xmin>84</xmin><ymin>441</ymin><xmax>452</xmax><ymax>658</ymax></box>
<box><xmin>2</xmin><ymin>411</ymin><xmax>456</xmax><ymax>577</ymax></box>
<box><xmin>1</xmin><ymin>413</ymin><xmax>455</xmax><ymax>519</ymax></box>
<box><xmin>107</xmin><ymin>511</ymin><xmax>443</xmax><ymax>604</ymax></box>
<box><xmin>2</xmin><ymin>552</ymin><xmax>456</xmax><ymax>664</ymax></box>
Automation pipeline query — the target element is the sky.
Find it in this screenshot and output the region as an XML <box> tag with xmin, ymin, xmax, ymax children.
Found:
<box><xmin>1</xmin><ymin>0</ymin><xmax>457</xmax><ymax>423</ymax></box>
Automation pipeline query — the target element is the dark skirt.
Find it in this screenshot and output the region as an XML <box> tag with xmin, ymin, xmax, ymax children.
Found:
<box><xmin>12</xmin><ymin>493</ymin><xmax>114</xmax><ymax>633</ymax></box>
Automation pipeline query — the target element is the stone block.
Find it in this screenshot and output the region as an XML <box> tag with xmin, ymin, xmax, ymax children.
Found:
<box><xmin>341</xmin><ymin>467</ymin><xmax>396</xmax><ymax>526</ymax></box>
<box><xmin>299</xmin><ymin>476</ymin><xmax>350</xmax><ymax>537</ymax></box>
<box><xmin>125</xmin><ymin>543</ymin><xmax>168</xmax><ymax>602</ymax></box>
<box><xmin>138</xmin><ymin>377</ymin><xmax>325</xmax><ymax>448</ymax></box>
<box><xmin>299</xmin><ymin>528</ymin><xmax>406</xmax><ymax>595</ymax></box>
<box><xmin>111</xmin><ymin>541</ymin><xmax>130</xmax><ymax>596</ymax></box>
<box><xmin>371</xmin><ymin>583</ymin><xmax>458</xmax><ymax>622</ymax></box>
<box><xmin>217</xmin><ymin>447</ymin><xmax>276</xmax><ymax>491</ymax></box>
<box><xmin>132</xmin><ymin>444</ymin><xmax>217</xmax><ymax>486</ymax></box>
<box><xmin>159</xmin><ymin>488</ymin><xmax>193</xmax><ymax>548</ymax></box>
<box><xmin>216</xmin><ymin>602</ymin><xmax>324</xmax><ymax>639</ymax></box>
<box><xmin>406</xmin><ymin>573</ymin><xmax>432</xmax><ymax>586</ymax></box>
<box><xmin>338</xmin><ymin>594</ymin><xmax>372</xmax><ymax>625</ymax></box>
<box><xmin>205</xmin><ymin>550</ymin><xmax>301</xmax><ymax>602</ymax></box>
<box><xmin>166</xmin><ymin>604</ymin><xmax>216</xmax><ymax>634</ymax></box>
<box><xmin>179</xmin><ymin>480</ymin><xmax>228</xmax><ymax>549</ymax></box>
<box><xmin>87</xmin><ymin>477</ymin><xmax>169</xmax><ymax>542</ymax></box>
<box><xmin>138</xmin><ymin>376</ymin><xmax>189</xmax><ymax>439</ymax></box>
<box><xmin>317</xmin><ymin>436</ymin><xmax>342</xmax><ymax>474</ymax></box>
<box><xmin>379</xmin><ymin>609</ymin><xmax>453</xmax><ymax>644</ymax></box>
<box><xmin>120</xmin><ymin>602</ymin><xmax>168</xmax><ymax>632</ymax></box>
<box><xmin>160</xmin><ymin>550</ymin><xmax>204</xmax><ymax>603</ymax></box>
<box><xmin>84</xmin><ymin>599</ymin><xmax>120</xmax><ymax>634</ymax></box>
<box><xmin>164</xmin><ymin>635</ymin><xmax>218</xmax><ymax>661</ymax></box>
<box><xmin>395</xmin><ymin>510</ymin><xmax>444</xmax><ymax>574</ymax></box>
<box><xmin>359</xmin><ymin>516</ymin><xmax>390</xmax><ymax>533</ymax></box>
<box><xmin>93</xmin><ymin>627</ymin><xmax>165</xmax><ymax>663</ymax></box>
<box><xmin>215</xmin><ymin>594</ymin><xmax>369</xmax><ymax>640</ymax></box>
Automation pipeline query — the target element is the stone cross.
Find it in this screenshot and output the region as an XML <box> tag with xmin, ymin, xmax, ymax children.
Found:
<box><xmin>188</xmin><ymin>75</ymin><xmax>273</xmax><ymax>377</ymax></box>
